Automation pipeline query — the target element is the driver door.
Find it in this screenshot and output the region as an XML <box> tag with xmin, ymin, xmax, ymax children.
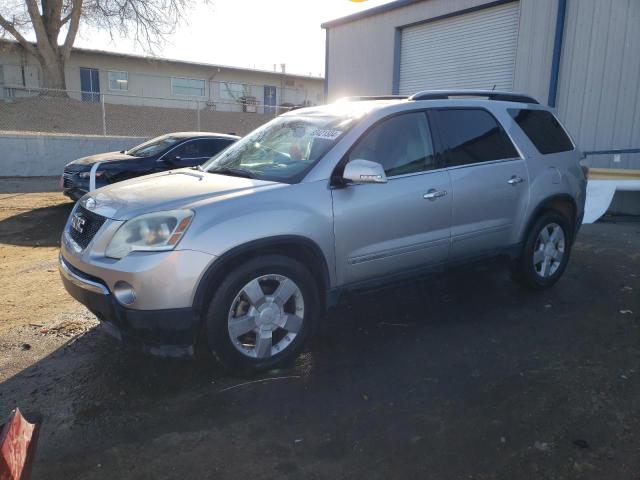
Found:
<box><xmin>331</xmin><ymin>111</ymin><xmax>452</xmax><ymax>286</ymax></box>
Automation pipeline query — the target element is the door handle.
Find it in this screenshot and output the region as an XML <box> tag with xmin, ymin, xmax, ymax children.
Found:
<box><xmin>507</xmin><ymin>175</ymin><xmax>524</xmax><ymax>185</ymax></box>
<box><xmin>423</xmin><ymin>189</ymin><xmax>448</xmax><ymax>200</ymax></box>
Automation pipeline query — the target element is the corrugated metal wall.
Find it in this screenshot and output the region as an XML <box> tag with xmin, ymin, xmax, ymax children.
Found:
<box><xmin>556</xmin><ymin>0</ymin><xmax>640</xmax><ymax>213</ymax></box>
<box><xmin>325</xmin><ymin>0</ymin><xmax>639</xmax><ymax>212</ymax></box>
<box><xmin>326</xmin><ymin>0</ymin><xmax>560</xmax><ymax>102</ymax></box>
<box><xmin>325</xmin><ymin>0</ymin><xmax>498</xmax><ymax>100</ymax></box>
<box><xmin>556</xmin><ymin>0</ymin><xmax>640</xmax><ymax>159</ymax></box>
<box><xmin>398</xmin><ymin>2</ymin><xmax>520</xmax><ymax>93</ymax></box>
<box><xmin>512</xmin><ymin>0</ymin><xmax>558</xmax><ymax>104</ymax></box>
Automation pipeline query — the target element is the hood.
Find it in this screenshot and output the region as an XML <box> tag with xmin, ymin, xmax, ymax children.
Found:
<box><xmin>70</xmin><ymin>151</ymin><xmax>138</xmax><ymax>167</ymax></box>
<box><xmin>81</xmin><ymin>168</ymin><xmax>283</xmax><ymax>220</ymax></box>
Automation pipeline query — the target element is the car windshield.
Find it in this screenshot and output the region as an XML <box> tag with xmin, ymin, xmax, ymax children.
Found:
<box><xmin>127</xmin><ymin>135</ymin><xmax>182</xmax><ymax>158</ymax></box>
<box><xmin>202</xmin><ymin>115</ymin><xmax>353</xmax><ymax>183</ymax></box>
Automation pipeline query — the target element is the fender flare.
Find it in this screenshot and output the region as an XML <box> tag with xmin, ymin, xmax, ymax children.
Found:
<box><xmin>192</xmin><ymin>235</ymin><xmax>331</xmax><ymax>314</ymax></box>
<box><xmin>521</xmin><ymin>193</ymin><xmax>578</xmax><ymax>244</ymax></box>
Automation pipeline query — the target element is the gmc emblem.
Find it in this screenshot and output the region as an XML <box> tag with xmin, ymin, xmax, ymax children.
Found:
<box><xmin>70</xmin><ymin>214</ymin><xmax>86</xmax><ymax>233</ymax></box>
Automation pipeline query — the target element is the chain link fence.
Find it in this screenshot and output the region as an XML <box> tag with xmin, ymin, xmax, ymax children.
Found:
<box><xmin>0</xmin><ymin>86</ymin><xmax>309</xmax><ymax>138</ymax></box>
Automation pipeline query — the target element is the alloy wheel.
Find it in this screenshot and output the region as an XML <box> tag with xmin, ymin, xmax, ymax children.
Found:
<box><xmin>533</xmin><ymin>222</ymin><xmax>565</xmax><ymax>278</ymax></box>
<box><xmin>227</xmin><ymin>274</ymin><xmax>305</xmax><ymax>359</ymax></box>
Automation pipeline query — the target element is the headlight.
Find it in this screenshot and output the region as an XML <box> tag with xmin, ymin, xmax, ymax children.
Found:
<box><xmin>106</xmin><ymin>210</ymin><xmax>194</xmax><ymax>259</ymax></box>
<box><xmin>78</xmin><ymin>171</ymin><xmax>104</xmax><ymax>178</ymax></box>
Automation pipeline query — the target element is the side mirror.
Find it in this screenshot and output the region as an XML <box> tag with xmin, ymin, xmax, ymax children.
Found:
<box><xmin>162</xmin><ymin>155</ymin><xmax>181</xmax><ymax>163</ymax></box>
<box><xmin>342</xmin><ymin>159</ymin><xmax>387</xmax><ymax>184</ymax></box>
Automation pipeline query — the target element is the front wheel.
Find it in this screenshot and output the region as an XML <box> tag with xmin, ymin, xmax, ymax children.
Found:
<box><xmin>205</xmin><ymin>255</ymin><xmax>320</xmax><ymax>372</ymax></box>
<box><xmin>512</xmin><ymin>211</ymin><xmax>573</xmax><ymax>290</ymax></box>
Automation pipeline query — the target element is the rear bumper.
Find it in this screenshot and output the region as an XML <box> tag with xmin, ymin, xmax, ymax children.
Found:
<box><xmin>59</xmin><ymin>254</ymin><xmax>200</xmax><ymax>358</ymax></box>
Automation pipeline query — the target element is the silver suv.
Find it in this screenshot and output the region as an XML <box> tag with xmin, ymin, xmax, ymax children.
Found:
<box><xmin>59</xmin><ymin>90</ymin><xmax>587</xmax><ymax>371</ymax></box>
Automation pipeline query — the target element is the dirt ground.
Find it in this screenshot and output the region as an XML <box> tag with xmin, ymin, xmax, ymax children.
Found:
<box><xmin>0</xmin><ymin>178</ymin><xmax>97</xmax><ymax>380</ymax></box>
<box><xmin>1</xmin><ymin>179</ymin><xmax>639</xmax><ymax>479</ymax></box>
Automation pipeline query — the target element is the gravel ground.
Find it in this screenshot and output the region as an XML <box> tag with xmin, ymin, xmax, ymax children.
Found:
<box><xmin>0</xmin><ymin>183</ymin><xmax>639</xmax><ymax>479</ymax></box>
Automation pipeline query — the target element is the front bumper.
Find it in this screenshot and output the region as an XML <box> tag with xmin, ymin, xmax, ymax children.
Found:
<box><xmin>59</xmin><ymin>254</ymin><xmax>201</xmax><ymax>358</ymax></box>
<box><xmin>61</xmin><ymin>173</ymin><xmax>110</xmax><ymax>201</ymax></box>
<box><xmin>61</xmin><ymin>173</ymin><xmax>89</xmax><ymax>201</ymax></box>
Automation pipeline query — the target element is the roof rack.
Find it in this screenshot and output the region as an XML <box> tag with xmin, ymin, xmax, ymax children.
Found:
<box><xmin>337</xmin><ymin>95</ymin><xmax>409</xmax><ymax>102</ymax></box>
<box><xmin>409</xmin><ymin>90</ymin><xmax>539</xmax><ymax>104</ymax></box>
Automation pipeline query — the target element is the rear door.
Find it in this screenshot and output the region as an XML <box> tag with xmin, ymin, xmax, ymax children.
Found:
<box><xmin>432</xmin><ymin>108</ymin><xmax>529</xmax><ymax>260</ymax></box>
<box><xmin>331</xmin><ymin>111</ymin><xmax>452</xmax><ymax>285</ymax></box>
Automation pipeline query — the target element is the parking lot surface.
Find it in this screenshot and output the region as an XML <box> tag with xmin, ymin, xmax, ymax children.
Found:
<box><xmin>1</xmin><ymin>184</ymin><xmax>639</xmax><ymax>479</ymax></box>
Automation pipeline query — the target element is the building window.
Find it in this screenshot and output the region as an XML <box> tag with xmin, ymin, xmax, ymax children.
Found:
<box><xmin>219</xmin><ymin>82</ymin><xmax>246</xmax><ymax>101</ymax></box>
<box><xmin>108</xmin><ymin>70</ymin><xmax>128</xmax><ymax>91</ymax></box>
<box><xmin>171</xmin><ymin>77</ymin><xmax>205</xmax><ymax>97</ymax></box>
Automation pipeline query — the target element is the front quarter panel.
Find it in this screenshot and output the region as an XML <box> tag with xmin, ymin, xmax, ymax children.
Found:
<box><xmin>181</xmin><ymin>180</ymin><xmax>337</xmax><ymax>286</ymax></box>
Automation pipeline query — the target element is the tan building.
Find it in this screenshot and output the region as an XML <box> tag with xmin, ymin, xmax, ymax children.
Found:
<box><xmin>0</xmin><ymin>41</ymin><xmax>325</xmax><ymax>114</ymax></box>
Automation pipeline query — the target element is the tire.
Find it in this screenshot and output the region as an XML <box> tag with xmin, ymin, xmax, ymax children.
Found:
<box><xmin>512</xmin><ymin>211</ymin><xmax>573</xmax><ymax>290</ymax></box>
<box><xmin>205</xmin><ymin>255</ymin><xmax>320</xmax><ymax>372</ymax></box>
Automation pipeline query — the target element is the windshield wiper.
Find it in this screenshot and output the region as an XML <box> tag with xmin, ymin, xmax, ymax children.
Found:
<box><xmin>207</xmin><ymin>166</ymin><xmax>256</xmax><ymax>179</ymax></box>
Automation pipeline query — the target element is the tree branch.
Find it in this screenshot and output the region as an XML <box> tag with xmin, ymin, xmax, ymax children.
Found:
<box><xmin>0</xmin><ymin>13</ymin><xmax>39</xmax><ymax>57</ymax></box>
<box><xmin>23</xmin><ymin>0</ymin><xmax>49</xmax><ymax>45</ymax></box>
<box><xmin>62</xmin><ymin>0</ymin><xmax>82</xmax><ymax>58</ymax></box>
<box><xmin>60</xmin><ymin>11</ymin><xmax>72</xmax><ymax>25</ymax></box>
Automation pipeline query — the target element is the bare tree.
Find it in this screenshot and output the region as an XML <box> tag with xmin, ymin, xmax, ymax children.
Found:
<box><xmin>0</xmin><ymin>0</ymin><xmax>190</xmax><ymax>92</ymax></box>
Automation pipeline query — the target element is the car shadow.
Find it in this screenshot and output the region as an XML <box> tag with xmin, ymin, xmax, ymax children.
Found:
<box><xmin>1</xmin><ymin>222</ymin><xmax>637</xmax><ymax>478</ymax></box>
<box><xmin>0</xmin><ymin>202</ymin><xmax>73</xmax><ymax>247</ymax></box>
<box><xmin>0</xmin><ymin>177</ymin><xmax>61</xmax><ymax>194</ymax></box>
<box><xmin>0</xmin><ymin>262</ymin><xmax>547</xmax><ymax>476</ymax></box>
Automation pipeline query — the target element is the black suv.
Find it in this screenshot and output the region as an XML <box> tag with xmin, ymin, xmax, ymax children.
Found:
<box><xmin>61</xmin><ymin>132</ymin><xmax>239</xmax><ymax>201</ymax></box>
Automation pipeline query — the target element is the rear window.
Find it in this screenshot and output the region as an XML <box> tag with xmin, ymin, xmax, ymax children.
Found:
<box><xmin>509</xmin><ymin>109</ymin><xmax>574</xmax><ymax>154</ymax></box>
<box><xmin>436</xmin><ymin>109</ymin><xmax>519</xmax><ymax>167</ymax></box>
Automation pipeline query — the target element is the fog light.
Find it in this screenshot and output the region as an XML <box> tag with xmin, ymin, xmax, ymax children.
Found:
<box><xmin>113</xmin><ymin>281</ymin><xmax>136</xmax><ymax>305</ymax></box>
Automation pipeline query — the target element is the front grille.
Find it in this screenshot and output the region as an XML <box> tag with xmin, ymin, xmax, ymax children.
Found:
<box><xmin>68</xmin><ymin>206</ymin><xmax>107</xmax><ymax>249</ymax></box>
<box><xmin>63</xmin><ymin>174</ymin><xmax>74</xmax><ymax>188</ymax></box>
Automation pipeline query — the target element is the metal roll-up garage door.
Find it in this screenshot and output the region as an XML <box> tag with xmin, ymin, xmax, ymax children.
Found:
<box><xmin>398</xmin><ymin>2</ymin><xmax>520</xmax><ymax>95</ymax></box>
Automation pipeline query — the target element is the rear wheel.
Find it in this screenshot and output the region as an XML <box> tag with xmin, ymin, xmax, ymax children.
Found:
<box><xmin>512</xmin><ymin>211</ymin><xmax>573</xmax><ymax>290</ymax></box>
<box><xmin>205</xmin><ymin>255</ymin><xmax>320</xmax><ymax>372</ymax></box>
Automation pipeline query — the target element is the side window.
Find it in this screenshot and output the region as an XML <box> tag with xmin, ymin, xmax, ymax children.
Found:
<box><xmin>509</xmin><ymin>109</ymin><xmax>574</xmax><ymax>154</ymax></box>
<box><xmin>348</xmin><ymin>112</ymin><xmax>436</xmax><ymax>177</ymax></box>
<box><xmin>170</xmin><ymin>141</ymin><xmax>201</xmax><ymax>159</ymax></box>
<box><xmin>436</xmin><ymin>109</ymin><xmax>519</xmax><ymax>167</ymax></box>
<box><xmin>199</xmin><ymin>139</ymin><xmax>234</xmax><ymax>157</ymax></box>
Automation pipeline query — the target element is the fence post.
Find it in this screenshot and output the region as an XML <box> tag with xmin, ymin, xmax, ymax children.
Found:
<box><xmin>101</xmin><ymin>94</ymin><xmax>107</xmax><ymax>136</ymax></box>
<box><xmin>196</xmin><ymin>100</ymin><xmax>201</xmax><ymax>131</ymax></box>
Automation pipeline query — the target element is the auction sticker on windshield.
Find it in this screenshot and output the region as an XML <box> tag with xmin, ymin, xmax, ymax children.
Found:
<box><xmin>311</xmin><ymin>129</ymin><xmax>343</xmax><ymax>140</ymax></box>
